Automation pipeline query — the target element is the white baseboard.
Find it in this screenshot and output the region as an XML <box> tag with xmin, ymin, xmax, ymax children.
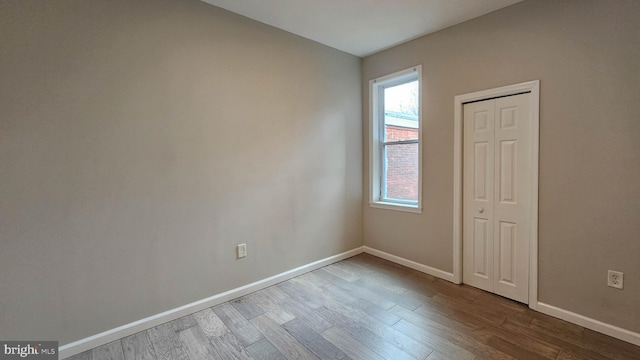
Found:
<box><xmin>363</xmin><ymin>246</ymin><xmax>455</xmax><ymax>282</ymax></box>
<box><xmin>536</xmin><ymin>302</ymin><xmax>640</xmax><ymax>347</ymax></box>
<box><xmin>59</xmin><ymin>246</ymin><xmax>365</xmax><ymax>359</ymax></box>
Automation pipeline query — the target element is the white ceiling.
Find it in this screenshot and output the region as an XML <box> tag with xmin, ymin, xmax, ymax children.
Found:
<box><xmin>200</xmin><ymin>0</ymin><xmax>522</xmax><ymax>57</ymax></box>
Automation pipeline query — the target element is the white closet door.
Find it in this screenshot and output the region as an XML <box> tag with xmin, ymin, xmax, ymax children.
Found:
<box><xmin>463</xmin><ymin>93</ymin><xmax>531</xmax><ymax>304</ymax></box>
<box><xmin>463</xmin><ymin>99</ymin><xmax>495</xmax><ymax>293</ymax></box>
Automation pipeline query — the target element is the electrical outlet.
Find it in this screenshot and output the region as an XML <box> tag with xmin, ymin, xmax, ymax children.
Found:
<box><xmin>237</xmin><ymin>243</ymin><xmax>247</xmax><ymax>259</ymax></box>
<box><xmin>607</xmin><ymin>270</ymin><xmax>623</xmax><ymax>289</ymax></box>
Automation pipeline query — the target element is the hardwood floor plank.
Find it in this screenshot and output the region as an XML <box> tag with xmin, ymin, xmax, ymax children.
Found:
<box><xmin>501</xmin><ymin>319</ymin><xmax>619</xmax><ymax>360</ymax></box>
<box><xmin>530</xmin><ymin>317</ymin><xmax>584</xmax><ymax>338</ymax></box>
<box><xmin>122</xmin><ymin>331</ymin><xmax>156</xmax><ymax>360</ymax></box>
<box><xmin>282</xmin><ymin>319</ymin><xmax>348</xmax><ymax>360</ymax></box>
<box><xmin>473</xmin><ymin>289</ymin><xmax>530</xmax><ymax>314</ymax></box>
<box><xmin>297</xmin><ymin>272</ymin><xmax>332</xmax><ymax>287</ymax></box>
<box><xmin>322</xmin><ymin>264</ymin><xmax>360</xmax><ymax>282</ymax></box>
<box><xmin>473</xmin><ymin>320</ymin><xmax>561</xmax><ymax>359</ymax></box>
<box><xmin>171</xmin><ymin>314</ymin><xmax>199</xmax><ymax>332</ymax></box>
<box><xmin>209</xmin><ymin>331</ymin><xmax>255</xmax><ymax>360</ymax></box>
<box><xmin>428</xmin><ymin>293</ymin><xmax>507</xmax><ymax>326</ymax></box>
<box><xmin>401</xmin><ymin>285</ymin><xmax>439</xmax><ymax>303</ymax></box>
<box><xmin>245</xmin><ymin>289</ymin><xmax>296</xmax><ymax>325</ymax></box>
<box><xmin>316</xmin><ymin>280</ymin><xmax>439</xmax><ymax>359</ymax></box>
<box><xmin>426</xmin><ymin>350</ymin><xmax>468</xmax><ymax>360</ymax></box>
<box><xmin>311</xmin><ymin>304</ymin><xmax>421</xmax><ymax>360</ymax></box>
<box><xmin>177</xmin><ymin>326</ymin><xmax>219</xmax><ymax>359</ymax></box>
<box><xmin>341</xmin><ymin>253</ymin><xmax>384</xmax><ymax>270</ymax></box>
<box><xmin>428</xmin><ymin>280</ymin><xmax>481</xmax><ymax>303</ymax></box>
<box><xmin>581</xmin><ymin>328</ymin><xmax>640</xmax><ymax>360</ymax></box>
<box><xmin>261</xmin><ymin>286</ymin><xmax>290</xmax><ymax>302</ymax></box>
<box><xmin>321</xmin><ymin>327</ymin><xmax>385</xmax><ymax>360</ymax></box>
<box><xmin>194</xmin><ymin>307</ymin><xmax>255</xmax><ymax>360</ymax></box>
<box><xmin>349</xmin><ymin>298</ymin><xmax>401</xmax><ymax>326</ymax></box>
<box><xmin>393</xmin><ymin>303</ymin><xmax>478</xmax><ymax>334</ymax></box>
<box><xmin>502</xmin><ymin>310</ymin><xmax>535</xmax><ymax>328</ymax></box>
<box><xmin>147</xmin><ymin>323</ymin><xmax>190</xmax><ymax>360</ymax></box>
<box><xmin>392</xmin><ymin>319</ymin><xmax>475</xmax><ymax>360</ymax></box>
<box><xmin>231</xmin><ymin>296</ymin><xmax>266</xmax><ymax>320</ymax></box>
<box><xmin>193</xmin><ymin>307</ymin><xmax>227</xmax><ymax>338</ymax></box>
<box><xmin>259</xmin><ymin>277</ymin><xmax>337</xmax><ymax>334</ymax></box>
<box><xmin>250</xmin><ymin>314</ymin><xmax>319</xmax><ymax>360</ymax></box>
<box><xmin>331</xmin><ymin>259</ymin><xmax>376</xmax><ymax>277</ymax></box>
<box><xmin>92</xmin><ymin>340</ymin><xmax>124</xmax><ymax>360</ymax></box>
<box><xmin>277</xmin><ymin>280</ymin><xmax>325</xmax><ymax>309</ymax></box>
<box><xmin>555</xmin><ymin>350</ymin><xmax>603</xmax><ymax>360</ymax></box>
<box><xmin>282</xmin><ymin>280</ymin><xmax>408</xmax><ymax>359</ymax></box>
<box><xmin>357</xmin><ymin>260</ymin><xmax>437</xmax><ymax>297</ymax></box>
<box><xmin>423</xmin><ymin>303</ymin><xmax>561</xmax><ymax>359</ymax></box>
<box><xmin>280</xmin><ymin>298</ymin><xmax>334</xmax><ymax>333</ymax></box>
<box><xmin>302</xmin><ymin>274</ymin><xmax>357</xmax><ymax>307</ymax></box>
<box><xmin>291</xmin><ymin>275</ymin><xmax>355</xmax><ymax>307</ymax></box>
<box><xmin>368</xmin><ymin>260</ymin><xmax>412</xmax><ymax>279</ymax></box>
<box><xmin>391</xmin><ymin>304</ymin><xmax>516</xmax><ymax>360</ymax></box>
<box><xmin>214</xmin><ymin>302</ymin><xmax>264</xmax><ymax>346</ymax></box>
<box><xmin>314</xmin><ymin>268</ymin><xmax>396</xmax><ymax>310</ymax></box>
<box><xmin>487</xmin><ymin>336</ymin><xmax>550</xmax><ymax>360</ymax></box>
<box><xmin>282</xmin><ymin>280</ymin><xmax>390</xmax><ymax>333</ymax></box>
<box><xmin>523</xmin><ymin>318</ymin><xmax>635</xmax><ymax>360</ymax></box>
<box><xmin>353</xmin><ymin>279</ymin><xmax>423</xmax><ymax>310</ymax></box>
<box><xmin>321</xmin><ymin>280</ymin><xmax>391</xmax><ymax>316</ymax></box>
<box><xmin>358</xmin><ymin>271</ymin><xmax>410</xmax><ymax>295</ymax></box>
<box><xmin>245</xmin><ymin>338</ymin><xmax>286</xmax><ymax>360</ymax></box>
<box><xmin>286</xmin><ymin>272</ymin><xmax>417</xmax><ymax>354</ymax></box>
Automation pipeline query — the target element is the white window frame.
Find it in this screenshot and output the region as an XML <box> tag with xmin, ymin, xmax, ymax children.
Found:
<box><xmin>369</xmin><ymin>65</ymin><xmax>422</xmax><ymax>214</ymax></box>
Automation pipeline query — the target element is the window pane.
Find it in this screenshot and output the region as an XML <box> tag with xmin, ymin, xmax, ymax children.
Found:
<box><xmin>384</xmin><ymin>80</ymin><xmax>419</xmax><ymax>142</ymax></box>
<box><xmin>385</xmin><ymin>124</ymin><xmax>419</xmax><ymax>142</ymax></box>
<box><xmin>384</xmin><ymin>142</ymin><xmax>419</xmax><ymax>201</ymax></box>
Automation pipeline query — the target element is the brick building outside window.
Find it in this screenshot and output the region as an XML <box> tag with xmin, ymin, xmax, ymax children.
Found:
<box><xmin>384</xmin><ymin>111</ymin><xmax>419</xmax><ymax>201</ymax></box>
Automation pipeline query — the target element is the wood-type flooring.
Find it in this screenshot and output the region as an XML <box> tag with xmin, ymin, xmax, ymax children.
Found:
<box><xmin>65</xmin><ymin>253</ymin><xmax>640</xmax><ymax>360</ymax></box>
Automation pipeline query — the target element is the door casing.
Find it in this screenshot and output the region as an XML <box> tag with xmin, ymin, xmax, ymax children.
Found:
<box><xmin>453</xmin><ymin>80</ymin><xmax>540</xmax><ymax>310</ymax></box>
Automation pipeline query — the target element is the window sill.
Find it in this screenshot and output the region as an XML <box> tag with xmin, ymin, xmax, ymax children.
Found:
<box><xmin>369</xmin><ymin>201</ymin><xmax>422</xmax><ymax>214</ymax></box>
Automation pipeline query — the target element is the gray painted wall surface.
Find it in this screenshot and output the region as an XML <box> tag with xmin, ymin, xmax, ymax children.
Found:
<box><xmin>362</xmin><ymin>0</ymin><xmax>640</xmax><ymax>333</ymax></box>
<box><xmin>0</xmin><ymin>0</ymin><xmax>362</xmax><ymax>344</ymax></box>
<box><xmin>2</xmin><ymin>0</ymin><xmax>639</xmax><ymax>346</ymax></box>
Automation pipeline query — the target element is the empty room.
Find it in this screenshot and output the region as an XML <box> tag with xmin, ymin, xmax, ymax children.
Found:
<box><xmin>1</xmin><ymin>0</ymin><xmax>639</xmax><ymax>359</ymax></box>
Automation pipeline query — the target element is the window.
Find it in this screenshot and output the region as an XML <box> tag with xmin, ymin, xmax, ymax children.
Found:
<box><xmin>369</xmin><ymin>66</ymin><xmax>422</xmax><ymax>213</ymax></box>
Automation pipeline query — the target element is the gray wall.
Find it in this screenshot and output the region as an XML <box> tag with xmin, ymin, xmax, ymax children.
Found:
<box><xmin>362</xmin><ymin>0</ymin><xmax>640</xmax><ymax>332</ymax></box>
<box><xmin>0</xmin><ymin>0</ymin><xmax>362</xmax><ymax>344</ymax></box>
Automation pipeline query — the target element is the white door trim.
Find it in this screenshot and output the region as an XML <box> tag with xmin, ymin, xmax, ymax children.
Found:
<box><xmin>453</xmin><ymin>80</ymin><xmax>540</xmax><ymax>309</ymax></box>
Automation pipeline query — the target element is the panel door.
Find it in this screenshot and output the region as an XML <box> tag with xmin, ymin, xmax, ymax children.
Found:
<box><xmin>463</xmin><ymin>93</ymin><xmax>531</xmax><ymax>303</ymax></box>
<box><xmin>463</xmin><ymin>100</ymin><xmax>495</xmax><ymax>293</ymax></box>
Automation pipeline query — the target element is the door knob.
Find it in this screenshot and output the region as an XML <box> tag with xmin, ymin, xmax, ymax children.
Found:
<box><xmin>479</xmin><ymin>208</ymin><xmax>484</xmax><ymax>213</ymax></box>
